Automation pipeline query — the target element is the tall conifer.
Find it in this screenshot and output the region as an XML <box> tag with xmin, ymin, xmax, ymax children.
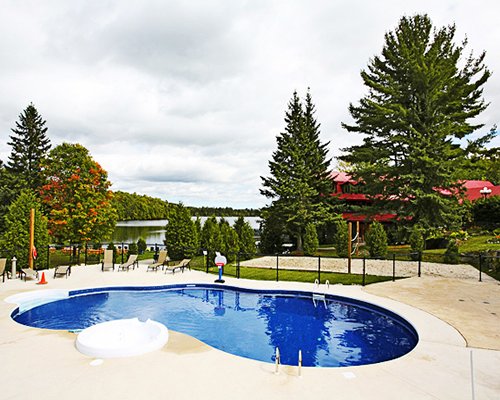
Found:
<box><xmin>341</xmin><ymin>14</ymin><xmax>491</xmax><ymax>233</ymax></box>
<box><xmin>261</xmin><ymin>91</ymin><xmax>333</xmax><ymax>251</ymax></box>
<box><xmin>8</xmin><ymin>103</ymin><xmax>51</xmax><ymax>191</ymax></box>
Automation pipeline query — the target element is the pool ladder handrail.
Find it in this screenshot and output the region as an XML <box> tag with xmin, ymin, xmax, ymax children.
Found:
<box><xmin>312</xmin><ymin>279</ymin><xmax>329</xmax><ymax>308</ymax></box>
<box><xmin>275</xmin><ymin>347</ymin><xmax>280</xmax><ymax>374</ymax></box>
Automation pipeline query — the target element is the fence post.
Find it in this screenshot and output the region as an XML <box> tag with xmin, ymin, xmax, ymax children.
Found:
<box><xmin>69</xmin><ymin>242</ymin><xmax>72</xmax><ymax>266</ymax></box>
<box><xmin>237</xmin><ymin>253</ymin><xmax>240</xmax><ymax>279</ymax></box>
<box><xmin>318</xmin><ymin>256</ymin><xmax>321</xmax><ymax>284</ymax></box>
<box><xmin>478</xmin><ymin>254</ymin><xmax>482</xmax><ymax>282</ymax></box>
<box><xmin>121</xmin><ymin>242</ymin><xmax>125</xmax><ymax>264</ymax></box>
<box><xmin>205</xmin><ymin>250</ymin><xmax>209</xmax><ymax>273</ymax></box>
<box><xmin>84</xmin><ymin>243</ymin><xmax>88</xmax><ymax>266</ymax></box>
<box><xmin>47</xmin><ymin>244</ymin><xmax>50</xmax><ymax>270</ymax></box>
<box><xmin>362</xmin><ymin>257</ymin><xmax>366</xmax><ymax>286</ymax></box>
<box><xmin>276</xmin><ymin>254</ymin><xmax>279</xmax><ymax>282</ymax></box>
<box><xmin>392</xmin><ymin>253</ymin><xmax>396</xmax><ymax>282</ymax></box>
<box><xmin>418</xmin><ymin>251</ymin><xmax>422</xmax><ymax>277</ymax></box>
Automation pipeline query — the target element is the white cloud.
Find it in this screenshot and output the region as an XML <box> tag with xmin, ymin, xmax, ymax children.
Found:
<box><xmin>0</xmin><ymin>0</ymin><xmax>498</xmax><ymax>208</ymax></box>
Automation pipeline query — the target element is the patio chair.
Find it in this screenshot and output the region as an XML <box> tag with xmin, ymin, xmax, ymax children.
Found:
<box><xmin>54</xmin><ymin>265</ymin><xmax>71</xmax><ymax>278</ymax></box>
<box><xmin>0</xmin><ymin>258</ymin><xmax>11</xmax><ymax>282</ymax></box>
<box><xmin>101</xmin><ymin>249</ymin><xmax>115</xmax><ymax>271</ymax></box>
<box><xmin>20</xmin><ymin>268</ymin><xmax>39</xmax><ymax>282</ymax></box>
<box><xmin>118</xmin><ymin>254</ymin><xmax>139</xmax><ymax>271</ymax></box>
<box><xmin>164</xmin><ymin>258</ymin><xmax>191</xmax><ymax>274</ymax></box>
<box><xmin>147</xmin><ymin>250</ymin><xmax>169</xmax><ymax>272</ymax></box>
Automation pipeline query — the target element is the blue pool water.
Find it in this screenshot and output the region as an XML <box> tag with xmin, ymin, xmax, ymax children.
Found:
<box><xmin>12</xmin><ymin>284</ymin><xmax>418</xmax><ymax>367</ymax></box>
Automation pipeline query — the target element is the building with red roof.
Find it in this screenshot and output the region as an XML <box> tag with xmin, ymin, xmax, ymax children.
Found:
<box><xmin>330</xmin><ymin>171</ymin><xmax>500</xmax><ymax>237</ymax></box>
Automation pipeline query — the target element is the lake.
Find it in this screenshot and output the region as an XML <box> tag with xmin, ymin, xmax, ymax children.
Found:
<box><xmin>112</xmin><ymin>217</ymin><xmax>261</xmax><ymax>245</ymax></box>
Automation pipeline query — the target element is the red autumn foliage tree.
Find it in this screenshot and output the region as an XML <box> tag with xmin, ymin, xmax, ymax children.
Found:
<box><xmin>40</xmin><ymin>143</ymin><xmax>117</xmax><ymax>244</ymax></box>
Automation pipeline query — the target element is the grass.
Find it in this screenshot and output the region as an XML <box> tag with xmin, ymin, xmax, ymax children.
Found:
<box><xmin>189</xmin><ymin>256</ymin><xmax>395</xmax><ymax>286</ymax></box>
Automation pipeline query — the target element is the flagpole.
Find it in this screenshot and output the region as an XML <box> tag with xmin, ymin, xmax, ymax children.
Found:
<box><xmin>29</xmin><ymin>208</ymin><xmax>35</xmax><ymax>270</ymax></box>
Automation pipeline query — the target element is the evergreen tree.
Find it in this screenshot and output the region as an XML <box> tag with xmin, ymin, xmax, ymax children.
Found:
<box><xmin>0</xmin><ymin>161</ymin><xmax>19</xmax><ymax>233</ymax></box>
<box><xmin>259</xmin><ymin>208</ymin><xmax>284</xmax><ymax>254</ymax></box>
<box><xmin>444</xmin><ymin>239</ymin><xmax>460</xmax><ymax>264</ymax></box>
<box><xmin>0</xmin><ymin>190</ymin><xmax>49</xmax><ymax>270</ymax></box>
<box><xmin>137</xmin><ymin>238</ymin><xmax>147</xmax><ymax>254</ymax></box>
<box><xmin>365</xmin><ymin>221</ymin><xmax>388</xmax><ymax>258</ymax></box>
<box><xmin>261</xmin><ymin>90</ymin><xmax>334</xmax><ymax>251</ymax></box>
<box><xmin>200</xmin><ymin>216</ymin><xmax>222</xmax><ymax>253</ymax></box>
<box><xmin>234</xmin><ymin>216</ymin><xmax>256</xmax><ymax>259</ymax></box>
<box><xmin>409</xmin><ymin>225</ymin><xmax>425</xmax><ymax>259</ymax></box>
<box><xmin>8</xmin><ymin>104</ymin><xmax>51</xmax><ymax>191</ymax></box>
<box><xmin>341</xmin><ymin>14</ymin><xmax>491</xmax><ymax>234</ymax></box>
<box><xmin>303</xmin><ymin>223</ymin><xmax>319</xmax><ymax>256</ymax></box>
<box><xmin>219</xmin><ymin>220</ymin><xmax>239</xmax><ymax>262</ymax></box>
<box><xmin>164</xmin><ymin>203</ymin><xmax>197</xmax><ymax>259</ymax></box>
<box><xmin>333</xmin><ymin>219</ymin><xmax>349</xmax><ymax>257</ymax></box>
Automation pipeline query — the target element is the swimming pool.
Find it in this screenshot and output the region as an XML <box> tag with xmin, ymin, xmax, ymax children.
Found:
<box><xmin>11</xmin><ymin>284</ymin><xmax>418</xmax><ymax>367</ymax></box>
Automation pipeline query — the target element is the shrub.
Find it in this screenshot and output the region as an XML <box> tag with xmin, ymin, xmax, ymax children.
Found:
<box><xmin>303</xmin><ymin>223</ymin><xmax>319</xmax><ymax>256</ymax></box>
<box><xmin>333</xmin><ymin>219</ymin><xmax>349</xmax><ymax>257</ymax></box>
<box><xmin>409</xmin><ymin>226</ymin><xmax>424</xmax><ymax>260</ymax></box>
<box><xmin>137</xmin><ymin>238</ymin><xmax>147</xmax><ymax>254</ymax></box>
<box><xmin>444</xmin><ymin>239</ymin><xmax>460</xmax><ymax>264</ymax></box>
<box><xmin>365</xmin><ymin>221</ymin><xmax>388</xmax><ymax>258</ymax></box>
<box><xmin>128</xmin><ymin>242</ymin><xmax>138</xmax><ymax>255</ymax></box>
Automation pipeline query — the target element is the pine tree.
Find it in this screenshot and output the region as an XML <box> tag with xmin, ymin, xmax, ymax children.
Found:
<box><xmin>341</xmin><ymin>14</ymin><xmax>491</xmax><ymax>233</ymax></box>
<box><xmin>261</xmin><ymin>90</ymin><xmax>333</xmax><ymax>251</ymax></box>
<box><xmin>259</xmin><ymin>208</ymin><xmax>284</xmax><ymax>254</ymax></box>
<box><xmin>8</xmin><ymin>104</ymin><xmax>51</xmax><ymax>191</ymax></box>
<box><xmin>234</xmin><ymin>216</ymin><xmax>256</xmax><ymax>259</ymax></box>
<box><xmin>164</xmin><ymin>203</ymin><xmax>197</xmax><ymax>259</ymax></box>
<box><xmin>219</xmin><ymin>220</ymin><xmax>239</xmax><ymax>262</ymax></box>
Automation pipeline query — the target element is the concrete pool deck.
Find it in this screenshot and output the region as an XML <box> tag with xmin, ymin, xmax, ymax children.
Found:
<box><xmin>0</xmin><ymin>264</ymin><xmax>499</xmax><ymax>400</ymax></box>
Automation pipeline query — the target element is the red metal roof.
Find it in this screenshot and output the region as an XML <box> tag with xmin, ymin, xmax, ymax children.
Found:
<box><xmin>463</xmin><ymin>186</ymin><xmax>500</xmax><ymax>201</ymax></box>
<box><xmin>330</xmin><ymin>171</ymin><xmax>499</xmax><ymax>202</ymax></box>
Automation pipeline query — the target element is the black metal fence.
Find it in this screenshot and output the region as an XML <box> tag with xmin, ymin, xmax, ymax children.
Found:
<box><xmin>3</xmin><ymin>242</ymin><xmax>498</xmax><ymax>284</ymax></box>
<box><xmin>202</xmin><ymin>250</ymin><xmax>499</xmax><ymax>285</ymax></box>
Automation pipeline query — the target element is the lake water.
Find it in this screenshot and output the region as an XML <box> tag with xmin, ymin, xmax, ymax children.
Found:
<box><xmin>112</xmin><ymin>217</ymin><xmax>261</xmax><ymax>245</ymax></box>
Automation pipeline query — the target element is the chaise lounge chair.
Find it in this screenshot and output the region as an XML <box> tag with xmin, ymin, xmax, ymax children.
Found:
<box><xmin>0</xmin><ymin>258</ymin><xmax>11</xmax><ymax>282</ymax></box>
<box><xmin>164</xmin><ymin>259</ymin><xmax>191</xmax><ymax>274</ymax></box>
<box><xmin>118</xmin><ymin>254</ymin><xmax>139</xmax><ymax>271</ymax></box>
<box><xmin>101</xmin><ymin>249</ymin><xmax>115</xmax><ymax>271</ymax></box>
<box><xmin>147</xmin><ymin>250</ymin><xmax>169</xmax><ymax>272</ymax></box>
<box><xmin>20</xmin><ymin>268</ymin><xmax>39</xmax><ymax>282</ymax></box>
<box><xmin>54</xmin><ymin>265</ymin><xmax>71</xmax><ymax>278</ymax></box>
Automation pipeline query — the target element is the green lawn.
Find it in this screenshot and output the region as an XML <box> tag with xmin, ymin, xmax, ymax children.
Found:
<box><xmin>189</xmin><ymin>256</ymin><xmax>395</xmax><ymax>286</ymax></box>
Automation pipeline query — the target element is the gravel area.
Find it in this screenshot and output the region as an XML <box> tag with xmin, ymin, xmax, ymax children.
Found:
<box><xmin>240</xmin><ymin>256</ymin><xmax>490</xmax><ymax>280</ymax></box>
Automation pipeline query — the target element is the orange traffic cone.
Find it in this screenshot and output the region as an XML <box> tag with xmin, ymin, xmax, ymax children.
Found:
<box><xmin>37</xmin><ymin>272</ymin><xmax>48</xmax><ymax>285</ymax></box>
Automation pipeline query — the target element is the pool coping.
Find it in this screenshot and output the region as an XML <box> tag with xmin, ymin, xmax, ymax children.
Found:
<box><xmin>0</xmin><ymin>264</ymin><xmax>498</xmax><ymax>400</ymax></box>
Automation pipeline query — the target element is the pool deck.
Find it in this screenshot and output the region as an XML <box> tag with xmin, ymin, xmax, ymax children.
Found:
<box><xmin>0</xmin><ymin>264</ymin><xmax>499</xmax><ymax>400</ymax></box>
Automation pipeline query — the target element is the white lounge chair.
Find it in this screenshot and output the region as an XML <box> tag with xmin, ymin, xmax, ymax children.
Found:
<box><xmin>20</xmin><ymin>268</ymin><xmax>39</xmax><ymax>281</ymax></box>
<box><xmin>101</xmin><ymin>249</ymin><xmax>115</xmax><ymax>271</ymax></box>
<box><xmin>147</xmin><ymin>250</ymin><xmax>169</xmax><ymax>272</ymax></box>
<box><xmin>0</xmin><ymin>258</ymin><xmax>11</xmax><ymax>282</ymax></box>
<box><xmin>54</xmin><ymin>265</ymin><xmax>71</xmax><ymax>278</ymax></box>
<box><xmin>118</xmin><ymin>254</ymin><xmax>139</xmax><ymax>271</ymax></box>
<box><xmin>164</xmin><ymin>259</ymin><xmax>191</xmax><ymax>274</ymax></box>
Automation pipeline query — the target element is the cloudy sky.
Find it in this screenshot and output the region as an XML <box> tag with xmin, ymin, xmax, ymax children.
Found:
<box><xmin>0</xmin><ymin>0</ymin><xmax>498</xmax><ymax>209</ymax></box>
